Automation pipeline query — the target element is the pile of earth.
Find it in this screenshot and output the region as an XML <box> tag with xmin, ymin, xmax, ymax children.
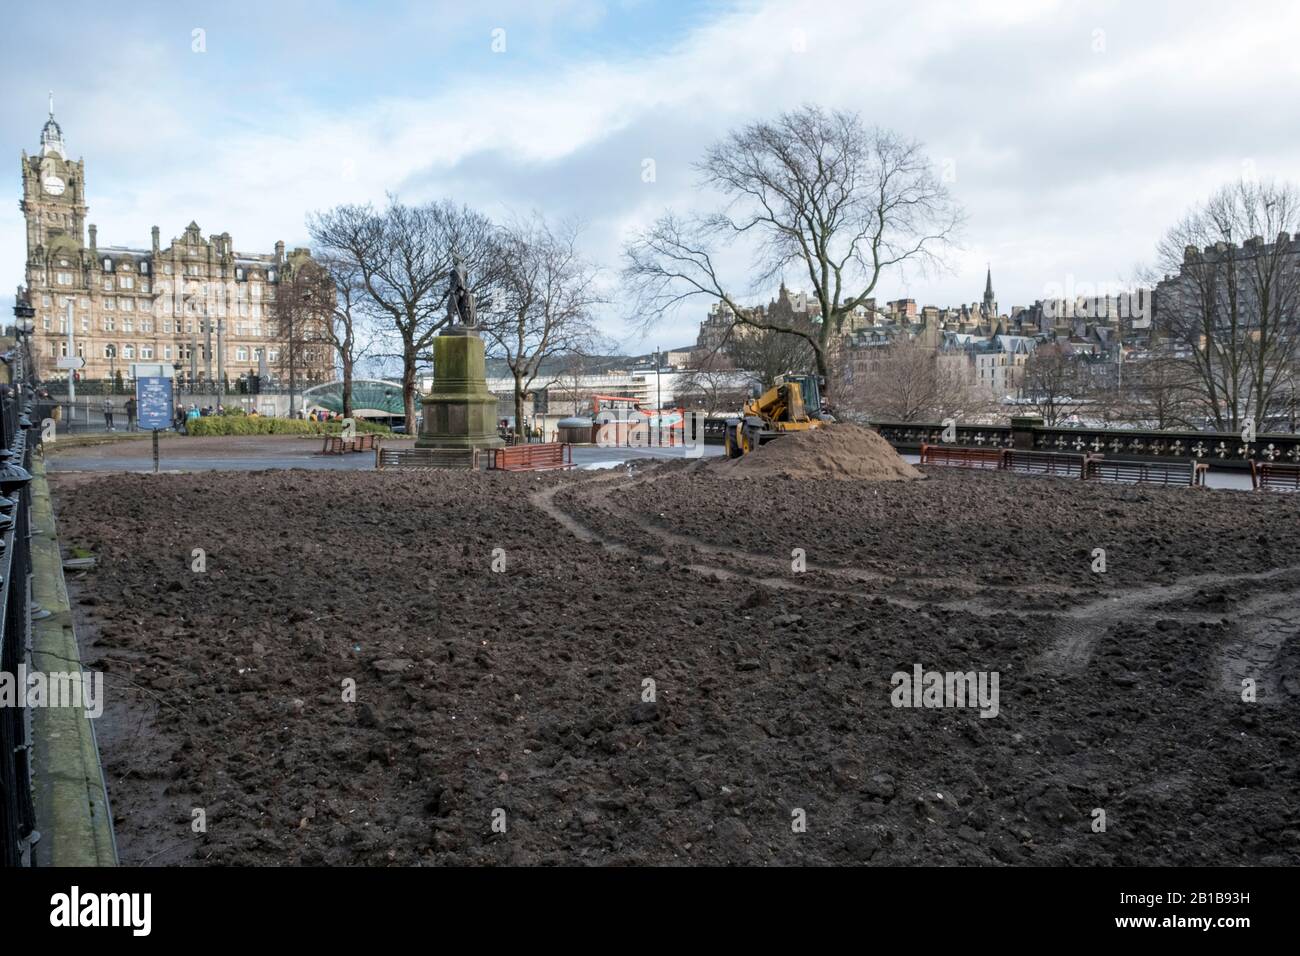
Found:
<box><xmin>715</xmin><ymin>423</ymin><xmax>922</xmax><ymax>481</ymax></box>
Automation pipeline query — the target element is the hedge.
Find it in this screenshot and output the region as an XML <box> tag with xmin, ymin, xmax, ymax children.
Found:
<box><xmin>185</xmin><ymin>416</ymin><xmax>391</xmax><ymax>437</ymax></box>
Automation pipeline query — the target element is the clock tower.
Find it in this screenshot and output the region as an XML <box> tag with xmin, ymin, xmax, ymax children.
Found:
<box><xmin>20</xmin><ymin>92</ymin><xmax>88</xmax><ymax>270</ymax></box>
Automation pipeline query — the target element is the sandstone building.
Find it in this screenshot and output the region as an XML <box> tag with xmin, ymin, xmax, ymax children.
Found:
<box><xmin>18</xmin><ymin>100</ymin><xmax>333</xmax><ymax>388</ymax></box>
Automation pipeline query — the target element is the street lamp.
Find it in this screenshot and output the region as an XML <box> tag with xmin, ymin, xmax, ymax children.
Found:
<box><xmin>106</xmin><ymin>344</ymin><xmax>117</xmax><ymax>393</ymax></box>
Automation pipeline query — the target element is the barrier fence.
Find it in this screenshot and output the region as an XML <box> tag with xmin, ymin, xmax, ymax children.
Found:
<box><xmin>0</xmin><ymin>345</ymin><xmax>38</xmax><ymax>867</ymax></box>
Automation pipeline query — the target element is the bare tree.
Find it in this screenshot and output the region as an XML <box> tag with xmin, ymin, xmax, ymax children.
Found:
<box><xmin>315</xmin><ymin>254</ymin><xmax>377</xmax><ymax>417</ymax></box>
<box><xmin>1110</xmin><ymin>352</ymin><xmax>1200</xmax><ymax>430</ymax></box>
<box><xmin>1022</xmin><ymin>342</ymin><xmax>1093</xmax><ymax>426</ymax></box>
<box><xmin>623</xmin><ymin>105</ymin><xmax>961</xmax><ymax>400</ymax></box>
<box><xmin>480</xmin><ymin>215</ymin><xmax>602</xmax><ymax>436</ymax></box>
<box><xmin>269</xmin><ymin>257</ymin><xmax>333</xmax><ymax>415</ymax></box>
<box><xmin>309</xmin><ymin>198</ymin><xmax>500</xmax><ymax>429</ymax></box>
<box><xmin>724</xmin><ymin>318</ymin><xmax>817</xmax><ymax>389</ymax></box>
<box><xmin>674</xmin><ymin>351</ymin><xmax>751</xmax><ymax>417</ymax></box>
<box><xmin>1153</xmin><ymin>180</ymin><xmax>1300</xmax><ymax>432</ymax></box>
<box><xmin>844</xmin><ymin>337</ymin><xmax>983</xmax><ymax>423</ymax></box>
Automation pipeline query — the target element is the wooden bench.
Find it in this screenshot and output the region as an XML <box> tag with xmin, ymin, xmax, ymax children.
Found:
<box><xmin>1250</xmin><ymin>460</ymin><xmax>1300</xmax><ymax>491</ymax></box>
<box><xmin>1086</xmin><ymin>457</ymin><xmax>1207</xmax><ymax>487</ymax></box>
<box><xmin>489</xmin><ymin>442</ymin><xmax>574</xmax><ymax>472</ymax></box>
<box><xmin>919</xmin><ymin>444</ymin><xmax>1007</xmax><ymax>469</ymax></box>
<box><xmin>1004</xmin><ymin>449</ymin><xmax>1090</xmax><ymax>479</ymax></box>
<box><xmin>375</xmin><ymin>446</ymin><xmax>480</xmax><ymax>470</ymax></box>
<box><xmin>321</xmin><ymin>433</ymin><xmax>380</xmax><ymax>455</ymax></box>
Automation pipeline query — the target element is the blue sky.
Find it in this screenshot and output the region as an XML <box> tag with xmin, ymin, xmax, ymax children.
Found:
<box><xmin>4</xmin><ymin>0</ymin><xmax>1300</xmax><ymax>351</ymax></box>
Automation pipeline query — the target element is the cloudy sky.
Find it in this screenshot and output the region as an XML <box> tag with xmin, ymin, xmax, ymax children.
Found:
<box><xmin>3</xmin><ymin>0</ymin><xmax>1298</xmax><ymax>351</ymax></box>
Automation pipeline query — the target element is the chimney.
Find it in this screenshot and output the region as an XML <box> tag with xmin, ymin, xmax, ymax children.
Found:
<box><xmin>151</xmin><ymin>225</ymin><xmax>160</xmax><ymax>255</ymax></box>
<box><xmin>274</xmin><ymin>240</ymin><xmax>285</xmax><ymax>265</ymax></box>
<box><xmin>1184</xmin><ymin>244</ymin><xmax>1198</xmax><ymax>262</ymax></box>
<box><xmin>1278</xmin><ymin>231</ymin><xmax>1292</xmax><ymax>246</ymax></box>
<box><xmin>88</xmin><ymin>224</ymin><xmax>97</xmax><ymax>252</ymax></box>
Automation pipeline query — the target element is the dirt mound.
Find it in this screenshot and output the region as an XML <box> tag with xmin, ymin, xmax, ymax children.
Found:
<box><xmin>716</xmin><ymin>423</ymin><xmax>922</xmax><ymax>481</ymax></box>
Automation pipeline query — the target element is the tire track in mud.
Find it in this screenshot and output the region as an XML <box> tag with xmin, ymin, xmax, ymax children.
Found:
<box><xmin>1218</xmin><ymin>587</ymin><xmax>1300</xmax><ymax>703</ymax></box>
<box><xmin>534</xmin><ymin>472</ymin><xmax>1300</xmax><ymax>693</ymax></box>
<box><xmin>1033</xmin><ymin>565</ymin><xmax>1300</xmax><ymax>677</ymax></box>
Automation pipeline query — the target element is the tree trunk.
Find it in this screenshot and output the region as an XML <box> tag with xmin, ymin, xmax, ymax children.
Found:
<box><xmin>514</xmin><ymin>375</ymin><xmax>526</xmax><ymax>445</ymax></box>
<box><xmin>341</xmin><ymin>355</ymin><xmax>354</xmax><ymax>418</ymax></box>
<box><xmin>402</xmin><ymin>344</ymin><xmax>418</xmax><ymax>434</ymax></box>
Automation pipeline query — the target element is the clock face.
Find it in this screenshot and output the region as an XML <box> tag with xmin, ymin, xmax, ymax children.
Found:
<box><xmin>43</xmin><ymin>175</ymin><xmax>66</xmax><ymax>196</ymax></box>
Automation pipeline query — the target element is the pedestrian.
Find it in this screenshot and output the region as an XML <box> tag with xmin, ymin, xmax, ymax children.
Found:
<box><xmin>102</xmin><ymin>397</ymin><xmax>114</xmax><ymax>431</ymax></box>
<box><xmin>125</xmin><ymin>396</ymin><xmax>137</xmax><ymax>432</ymax></box>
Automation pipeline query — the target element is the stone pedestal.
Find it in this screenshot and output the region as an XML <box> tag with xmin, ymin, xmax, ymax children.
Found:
<box><xmin>416</xmin><ymin>327</ymin><xmax>503</xmax><ymax>451</ymax></box>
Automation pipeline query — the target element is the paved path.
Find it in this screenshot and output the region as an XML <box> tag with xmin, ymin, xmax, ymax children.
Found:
<box><xmin>44</xmin><ymin>435</ymin><xmax>724</xmax><ymax>473</ymax></box>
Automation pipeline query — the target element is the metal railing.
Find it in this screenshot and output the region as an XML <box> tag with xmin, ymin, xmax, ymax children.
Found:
<box><xmin>0</xmin><ymin>343</ymin><xmax>38</xmax><ymax>867</ymax></box>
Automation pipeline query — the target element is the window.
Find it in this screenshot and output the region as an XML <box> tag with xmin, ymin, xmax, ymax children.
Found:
<box><xmin>103</xmin><ymin>345</ymin><xmax>115</xmax><ymax>359</ymax></box>
<box><xmin>141</xmin><ymin>346</ymin><xmax>154</xmax><ymax>360</ymax></box>
<box><xmin>236</xmin><ymin>347</ymin><xmax>249</xmax><ymax>361</ymax></box>
<box><xmin>103</xmin><ymin>278</ymin><xmax>113</xmax><ymax>291</ymax></box>
<box><xmin>164</xmin><ymin>263</ymin><xmax>173</xmax><ymax>275</ymax></box>
<box><xmin>187</xmin><ymin>264</ymin><xmax>200</xmax><ymax>276</ymax></box>
<box><xmin>268</xmin><ymin>270</ymin><xmax>276</xmax><ymax>282</ymax></box>
<box><xmin>79</xmin><ymin>297</ymin><xmax>89</xmax><ymax>308</ymax></box>
<box><xmin>123</xmin><ymin>345</ymin><xmax>136</xmax><ymax>360</ymax></box>
<box><xmin>119</xmin><ymin>276</ymin><xmax>134</xmax><ymax>289</ymax></box>
<box><xmin>81</xmin><ymin>316</ymin><xmax>89</xmax><ymax>332</ymax></box>
<box><xmin>268</xmin><ymin>350</ymin><xmax>279</xmax><ymax>363</ymax></box>
<box><xmin>103</xmin><ymin>316</ymin><xmax>114</xmax><ymax>331</ymax></box>
<box><xmin>57</xmin><ymin>272</ymin><xmax>72</xmax><ymax>285</ymax></box>
<box><xmin>140</xmin><ymin>281</ymin><xmax>150</xmax><ymax>293</ymax></box>
<box><xmin>42</xmin><ymin>295</ymin><xmax>51</xmax><ymax>307</ymax></box>
<box><xmin>252</xmin><ymin>304</ymin><xmax>261</xmax><ymax>319</ymax></box>
<box><xmin>163</xmin><ymin>319</ymin><xmax>174</xmax><ymax>333</ymax></box>
<box><xmin>42</xmin><ymin>316</ymin><xmax>51</xmax><ymax>331</ymax></box>
<box><xmin>123</xmin><ymin>318</ymin><xmax>134</xmax><ymax>333</ymax></box>
<box><xmin>236</xmin><ymin>268</ymin><xmax>244</xmax><ymax>280</ymax></box>
<box><xmin>103</xmin><ymin>258</ymin><xmax>112</xmax><ymax>271</ymax></box>
<box><xmin>120</xmin><ymin>298</ymin><xmax>133</xmax><ymax>312</ymax></box>
<box><xmin>140</xmin><ymin>319</ymin><xmax>152</xmax><ymax>333</ymax></box>
<box><xmin>140</xmin><ymin>261</ymin><xmax>149</xmax><ymax>274</ymax></box>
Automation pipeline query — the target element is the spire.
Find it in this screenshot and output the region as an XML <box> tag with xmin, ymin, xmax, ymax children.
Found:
<box><xmin>982</xmin><ymin>263</ymin><xmax>996</xmax><ymax>318</ymax></box>
<box><xmin>40</xmin><ymin>91</ymin><xmax>65</xmax><ymax>158</ymax></box>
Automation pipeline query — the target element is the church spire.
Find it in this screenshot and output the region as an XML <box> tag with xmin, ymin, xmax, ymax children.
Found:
<box><xmin>982</xmin><ymin>264</ymin><xmax>996</xmax><ymax>318</ymax></box>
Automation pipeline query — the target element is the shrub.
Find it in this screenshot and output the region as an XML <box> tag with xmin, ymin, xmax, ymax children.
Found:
<box><xmin>185</xmin><ymin>416</ymin><xmax>392</xmax><ymax>437</ymax></box>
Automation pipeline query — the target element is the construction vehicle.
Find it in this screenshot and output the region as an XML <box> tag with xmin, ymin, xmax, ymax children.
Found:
<box><xmin>723</xmin><ymin>373</ymin><xmax>834</xmax><ymax>458</ymax></box>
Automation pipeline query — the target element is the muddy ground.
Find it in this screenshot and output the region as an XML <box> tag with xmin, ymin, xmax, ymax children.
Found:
<box><xmin>49</xmin><ymin>464</ymin><xmax>1300</xmax><ymax>865</ymax></box>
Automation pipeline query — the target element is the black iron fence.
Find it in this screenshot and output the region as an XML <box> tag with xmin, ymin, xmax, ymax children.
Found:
<box><xmin>872</xmin><ymin>419</ymin><xmax>1300</xmax><ymax>471</ymax></box>
<box><xmin>0</xmin><ymin>346</ymin><xmax>37</xmax><ymax>867</ymax></box>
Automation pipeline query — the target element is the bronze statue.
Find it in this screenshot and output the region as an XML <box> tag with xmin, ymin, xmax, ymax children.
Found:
<box><xmin>447</xmin><ymin>254</ymin><xmax>477</xmax><ymax>326</ymax></box>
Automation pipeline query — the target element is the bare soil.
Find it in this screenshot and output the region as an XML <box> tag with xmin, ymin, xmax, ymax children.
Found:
<box><xmin>49</xmin><ymin>465</ymin><xmax>1300</xmax><ymax>865</ymax></box>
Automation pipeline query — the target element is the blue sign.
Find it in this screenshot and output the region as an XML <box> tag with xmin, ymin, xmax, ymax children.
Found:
<box><xmin>136</xmin><ymin>376</ymin><xmax>174</xmax><ymax>431</ymax></box>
